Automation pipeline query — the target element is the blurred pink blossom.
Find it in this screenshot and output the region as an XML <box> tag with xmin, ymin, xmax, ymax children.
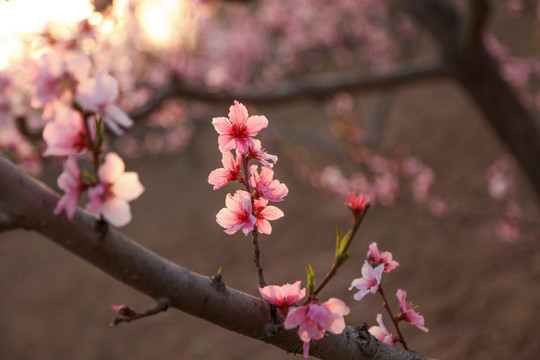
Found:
<box><xmin>284</xmin><ymin>298</ymin><xmax>350</xmax><ymax>359</ymax></box>
<box><xmin>253</xmin><ymin>198</ymin><xmax>284</xmax><ymax>234</ymax></box>
<box><xmin>215</xmin><ymin>190</ymin><xmax>256</xmax><ymax>235</ymax></box>
<box><xmin>246</xmin><ymin>138</ymin><xmax>278</xmax><ymax>168</ymax></box>
<box><xmin>249</xmin><ymin>165</ymin><xmax>288</xmax><ymax>202</ymax></box>
<box><xmin>43</xmin><ymin>105</ymin><xmax>94</xmax><ymax>157</ymax></box>
<box><xmin>212</xmin><ymin>101</ymin><xmax>268</xmax><ymax>154</ymax></box>
<box><xmin>208</xmin><ymin>151</ymin><xmax>242</xmax><ymax>190</ymax></box>
<box><xmin>366</xmin><ymin>242</ymin><xmax>399</xmax><ymax>273</ymax></box>
<box><xmin>396</xmin><ymin>289</ymin><xmax>428</xmax><ymax>332</ymax></box>
<box><xmin>86</xmin><ymin>153</ymin><xmax>145</xmax><ymax>227</ymax></box>
<box><xmin>349</xmin><ymin>262</ymin><xmax>384</xmax><ymax>301</ymax></box>
<box><xmin>258</xmin><ymin>280</ymin><xmax>306</xmax><ymax>312</ymax></box>
<box><xmin>54</xmin><ymin>156</ymin><xmax>83</xmax><ymax>219</ymax></box>
<box><xmin>369</xmin><ymin>314</ymin><xmax>394</xmax><ymax>346</ymax></box>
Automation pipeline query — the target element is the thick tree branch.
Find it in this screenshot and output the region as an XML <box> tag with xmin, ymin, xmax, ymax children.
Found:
<box><xmin>130</xmin><ymin>63</ymin><xmax>452</xmax><ymax>120</ymax></box>
<box><xmin>462</xmin><ymin>0</ymin><xmax>490</xmax><ymax>54</ymax></box>
<box><xmin>0</xmin><ymin>155</ymin><xmax>429</xmax><ymax>360</ymax></box>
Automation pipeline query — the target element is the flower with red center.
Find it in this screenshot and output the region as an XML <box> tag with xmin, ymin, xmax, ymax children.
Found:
<box><xmin>349</xmin><ymin>262</ymin><xmax>384</xmax><ymax>301</ymax></box>
<box><xmin>215</xmin><ymin>190</ymin><xmax>256</xmax><ymax>235</ymax></box>
<box><xmin>246</xmin><ymin>138</ymin><xmax>278</xmax><ymax>168</ymax></box>
<box><xmin>212</xmin><ymin>100</ymin><xmax>268</xmax><ymax>154</ymax></box>
<box><xmin>86</xmin><ymin>152</ymin><xmax>145</xmax><ymax>227</ymax></box>
<box><xmin>208</xmin><ymin>151</ymin><xmax>242</xmax><ymax>190</ymax></box>
<box><xmin>76</xmin><ymin>71</ymin><xmax>133</xmax><ymax>135</ymax></box>
<box><xmin>249</xmin><ymin>165</ymin><xmax>288</xmax><ymax>202</ymax></box>
<box><xmin>54</xmin><ymin>155</ymin><xmax>83</xmax><ymax>219</ymax></box>
<box><xmin>284</xmin><ymin>298</ymin><xmax>350</xmax><ymax>359</ymax></box>
<box><xmin>396</xmin><ymin>289</ymin><xmax>428</xmax><ymax>332</ymax></box>
<box><xmin>43</xmin><ymin>104</ymin><xmax>94</xmax><ymax>157</ymax></box>
<box><xmin>258</xmin><ymin>281</ymin><xmax>306</xmax><ymax>313</ymax></box>
<box><xmin>346</xmin><ymin>192</ymin><xmax>369</xmax><ymax>217</ymax></box>
<box><xmin>366</xmin><ymin>242</ymin><xmax>399</xmax><ymax>273</ymax></box>
<box><xmin>369</xmin><ymin>314</ymin><xmax>394</xmax><ymax>346</ymax></box>
<box><xmin>253</xmin><ymin>198</ymin><xmax>284</xmax><ymax>234</ymax></box>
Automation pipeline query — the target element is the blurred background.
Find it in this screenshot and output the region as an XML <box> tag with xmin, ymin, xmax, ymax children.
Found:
<box><xmin>1</xmin><ymin>0</ymin><xmax>540</xmax><ymax>359</ymax></box>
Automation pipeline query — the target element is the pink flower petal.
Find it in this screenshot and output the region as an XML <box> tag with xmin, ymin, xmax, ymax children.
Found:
<box><xmin>98</xmin><ymin>152</ymin><xmax>125</xmax><ymax>184</ymax></box>
<box><xmin>102</xmin><ymin>197</ymin><xmax>131</xmax><ymax>227</ymax></box>
<box><xmin>111</xmin><ymin>172</ymin><xmax>145</xmax><ymax>201</ymax></box>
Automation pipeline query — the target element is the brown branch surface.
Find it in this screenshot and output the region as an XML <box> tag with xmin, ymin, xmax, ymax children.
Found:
<box><xmin>131</xmin><ymin>62</ymin><xmax>451</xmax><ymax>119</ymax></box>
<box><xmin>0</xmin><ymin>155</ymin><xmax>430</xmax><ymax>360</ymax></box>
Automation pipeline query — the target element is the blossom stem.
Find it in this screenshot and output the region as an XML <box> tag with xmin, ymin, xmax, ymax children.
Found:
<box><xmin>309</xmin><ymin>205</ymin><xmax>370</xmax><ymax>300</ymax></box>
<box><xmin>251</xmin><ymin>227</ymin><xmax>266</xmax><ymax>287</ymax></box>
<box><xmin>378</xmin><ymin>285</ymin><xmax>409</xmax><ymax>351</ymax></box>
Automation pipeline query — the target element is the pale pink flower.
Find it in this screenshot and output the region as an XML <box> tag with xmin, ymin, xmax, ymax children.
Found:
<box><xmin>345</xmin><ymin>192</ymin><xmax>369</xmax><ymax>217</ymax></box>
<box><xmin>246</xmin><ymin>138</ymin><xmax>278</xmax><ymax>168</ymax></box>
<box><xmin>54</xmin><ymin>156</ymin><xmax>83</xmax><ymax>219</ymax></box>
<box><xmin>215</xmin><ymin>190</ymin><xmax>256</xmax><ymax>235</ymax></box>
<box><xmin>253</xmin><ymin>198</ymin><xmax>284</xmax><ymax>234</ymax></box>
<box><xmin>349</xmin><ymin>262</ymin><xmax>384</xmax><ymax>301</ymax></box>
<box><xmin>208</xmin><ymin>151</ymin><xmax>242</xmax><ymax>190</ymax></box>
<box><xmin>396</xmin><ymin>289</ymin><xmax>428</xmax><ymax>332</ymax></box>
<box><xmin>76</xmin><ymin>72</ymin><xmax>133</xmax><ymax>135</ymax></box>
<box><xmin>258</xmin><ymin>281</ymin><xmax>306</xmax><ymax>312</ymax></box>
<box><xmin>284</xmin><ymin>298</ymin><xmax>350</xmax><ymax>359</ymax></box>
<box><xmin>369</xmin><ymin>314</ymin><xmax>394</xmax><ymax>346</ymax></box>
<box><xmin>249</xmin><ymin>165</ymin><xmax>288</xmax><ymax>202</ymax></box>
<box><xmin>366</xmin><ymin>242</ymin><xmax>399</xmax><ymax>273</ymax></box>
<box><xmin>86</xmin><ymin>152</ymin><xmax>145</xmax><ymax>227</ymax></box>
<box><xmin>212</xmin><ymin>101</ymin><xmax>268</xmax><ymax>154</ymax></box>
<box><xmin>43</xmin><ymin>104</ymin><xmax>94</xmax><ymax>157</ymax></box>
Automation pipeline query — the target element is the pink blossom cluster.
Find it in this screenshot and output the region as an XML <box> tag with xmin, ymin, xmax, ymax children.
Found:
<box><xmin>209</xmin><ymin>101</ymin><xmax>287</xmax><ymax>236</ymax></box>
<box><xmin>26</xmin><ymin>47</ymin><xmax>144</xmax><ymax>227</ymax></box>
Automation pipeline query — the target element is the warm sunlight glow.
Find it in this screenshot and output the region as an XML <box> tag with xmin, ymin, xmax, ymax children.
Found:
<box><xmin>0</xmin><ymin>0</ymin><xmax>93</xmax><ymax>69</ymax></box>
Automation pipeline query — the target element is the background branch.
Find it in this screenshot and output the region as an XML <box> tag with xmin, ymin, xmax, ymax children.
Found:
<box><xmin>0</xmin><ymin>155</ymin><xmax>429</xmax><ymax>360</ymax></box>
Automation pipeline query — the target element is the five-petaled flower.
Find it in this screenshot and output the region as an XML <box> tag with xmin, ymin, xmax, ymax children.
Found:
<box><xmin>349</xmin><ymin>262</ymin><xmax>384</xmax><ymax>301</ymax></box>
<box><xmin>369</xmin><ymin>314</ymin><xmax>394</xmax><ymax>346</ymax></box>
<box><xmin>208</xmin><ymin>151</ymin><xmax>242</xmax><ymax>190</ymax></box>
<box><xmin>212</xmin><ymin>100</ymin><xmax>268</xmax><ymax>154</ymax></box>
<box><xmin>284</xmin><ymin>298</ymin><xmax>350</xmax><ymax>359</ymax></box>
<box><xmin>216</xmin><ymin>190</ymin><xmax>257</xmax><ymax>235</ymax></box>
<box><xmin>86</xmin><ymin>152</ymin><xmax>145</xmax><ymax>227</ymax></box>
<box><xmin>366</xmin><ymin>242</ymin><xmax>399</xmax><ymax>273</ymax></box>
<box><xmin>258</xmin><ymin>281</ymin><xmax>306</xmax><ymax>313</ymax></box>
<box><xmin>396</xmin><ymin>289</ymin><xmax>428</xmax><ymax>332</ymax></box>
<box><xmin>253</xmin><ymin>198</ymin><xmax>284</xmax><ymax>235</ymax></box>
<box><xmin>249</xmin><ymin>165</ymin><xmax>288</xmax><ymax>202</ymax></box>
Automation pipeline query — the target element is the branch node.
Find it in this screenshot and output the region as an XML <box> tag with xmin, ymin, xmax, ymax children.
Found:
<box><xmin>211</xmin><ymin>267</ymin><xmax>226</xmax><ymax>292</ymax></box>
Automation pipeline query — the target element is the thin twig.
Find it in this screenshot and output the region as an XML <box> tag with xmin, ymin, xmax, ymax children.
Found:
<box><xmin>111</xmin><ymin>298</ymin><xmax>171</xmax><ymax>326</ymax></box>
<box><xmin>379</xmin><ymin>286</ymin><xmax>409</xmax><ymax>351</ymax></box>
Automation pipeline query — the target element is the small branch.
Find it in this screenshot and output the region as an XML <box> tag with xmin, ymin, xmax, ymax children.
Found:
<box><xmin>130</xmin><ymin>62</ymin><xmax>452</xmax><ymax>119</ymax></box>
<box><xmin>462</xmin><ymin>0</ymin><xmax>491</xmax><ymax>55</ymax></box>
<box><xmin>111</xmin><ymin>298</ymin><xmax>171</xmax><ymax>326</ymax></box>
<box><xmin>251</xmin><ymin>228</ymin><xmax>266</xmax><ymax>287</ymax></box>
<box><xmin>379</xmin><ymin>285</ymin><xmax>409</xmax><ymax>351</ymax></box>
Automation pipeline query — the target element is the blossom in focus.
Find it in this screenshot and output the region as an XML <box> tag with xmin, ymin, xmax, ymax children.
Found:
<box><xmin>349</xmin><ymin>262</ymin><xmax>384</xmax><ymax>301</ymax></box>
<box><xmin>246</xmin><ymin>138</ymin><xmax>278</xmax><ymax>168</ymax></box>
<box><xmin>86</xmin><ymin>152</ymin><xmax>145</xmax><ymax>227</ymax></box>
<box><xmin>208</xmin><ymin>151</ymin><xmax>242</xmax><ymax>190</ymax></box>
<box><xmin>284</xmin><ymin>298</ymin><xmax>350</xmax><ymax>359</ymax></box>
<box><xmin>258</xmin><ymin>281</ymin><xmax>306</xmax><ymax>313</ymax></box>
<box><xmin>346</xmin><ymin>192</ymin><xmax>369</xmax><ymax>217</ymax></box>
<box><xmin>76</xmin><ymin>72</ymin><xmax>133</xmax><ymax>135</ymax></box>
<box><xmin>369</xmin><ymin>314</ymin><xmax>394</xmax><ymax>346</ymax></box>
<box><xmin>54</xmin><ymin>156</ymin><xmax>83</xmax><ymax>219</ymax></box>
<box><xmin>215</xmin><ymin>190</ymin><xmax>256</xmax><ymax>235</ymax></box>
<box><xmin>253</xmin><ymin>198</ymin><xmax>284</xmax><ymax>234</ymax></box>
<box><xmin>249</xmin><ymin>165</ymin><xmax>288</xmax><ymax>202</ymax></box>
<box><xmin>212</xmin><ymin>101</ymin><xmax>268</xmax><ymax>154</ymax></box>
<box><xmin>396</xmin><ymin>289</ymin><xmax>428</xmax><ymax>332</ymax></box>
<box><xmin>366</xmin><ymin>242</ymin><xmax>399</xmax><ymax>273</ymax></box>
<box><xmin>43</xmin><ymin>105</ymin><xmax>94</xmax><ymax>157</ymax></box>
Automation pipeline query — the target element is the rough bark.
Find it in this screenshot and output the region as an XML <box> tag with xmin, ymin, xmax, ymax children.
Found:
<box><xmin>0</xmin><ymin>156</ymin><xmax>429</xmax><ymax>360</ymax></box>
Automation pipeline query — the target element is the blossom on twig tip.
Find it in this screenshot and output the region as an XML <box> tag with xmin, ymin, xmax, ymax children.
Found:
<box><xmin>249</xmin><ymin>165</ymin><xmax>288</xmax><ymax>202</ymax></box>
<box><xmin>253</xmin><ymin>198</ymin><xmax>284</xmax><ymax>235</ymax></box>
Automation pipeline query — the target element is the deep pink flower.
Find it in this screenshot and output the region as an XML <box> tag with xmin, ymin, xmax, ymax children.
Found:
<box><xmin>349</xmin><ymin>262</ymin><xmax>384</xmax><ymax>301</ymax></box>
<box><xmin>86</xmin><ymin>152</ymin><xmax>145</xmax><ymax>227</ymax></box>
<box><xmin>54</xmin><ymin>156</ymin><xmax>83</xmax><ymax>219</ymax></box>
<box><xmin>246</xmin><ymin>138</ymin><xmax>278</xmax><ymax>168</ymax></box>
<box><xmin>212</xmin><ymin>101</ymin><xmax>268</xmax><ymax>154</ymax></box>
<box><xmin>346</xmin><ymin>192</ymin><xmax>369</xmax><ymax>217</ymax></box>
<box><xmin>43</xmin><ymin>105</ymin><xmax>94</xmax><ymax>157</ymax></box>
<box><xmin>253</xmin><ymin>198</ymin><xmax>284</xmax><ymax>234</ymax></box>
<box><xmin>258</xmin><ymin>281</ymin><xmax>306</xmax><ymax>312</ymax></box>
<box><xmin>366</xmin><ymin>242</ymin><xmax>399</xmax><ymax>273</ymax></box>
<box><xmin>284</xmin><ymin>298</ymin><xmax>350</xmax><ymax>359</ymax></box>
<box><xmin>369</xmin><ymin>314</ymin><xmax>394</xmax><ymax>346</ymax></box>
<box><xmin>215</xmin><ymin>190</ymin><xmax>256</xmax><ymax>235</ymax></box>
<box><xmin>249</xmin><ymin>165</ymin><xmax>288</xmax><ymax>202</ymax></box>
<box><xmin>208</xmin><ymin>151</ymin><xmax>242</xmax><ymax>190</ymax></box>
<box><xmin>396</xmin><ymin>289</ymin><xmax>428</xmax><ymax>332</ymax></box>
<box><xmin>76</xmin><ymin>72</ymin><xmax>133</xmax><ymax>135</ymax></box>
